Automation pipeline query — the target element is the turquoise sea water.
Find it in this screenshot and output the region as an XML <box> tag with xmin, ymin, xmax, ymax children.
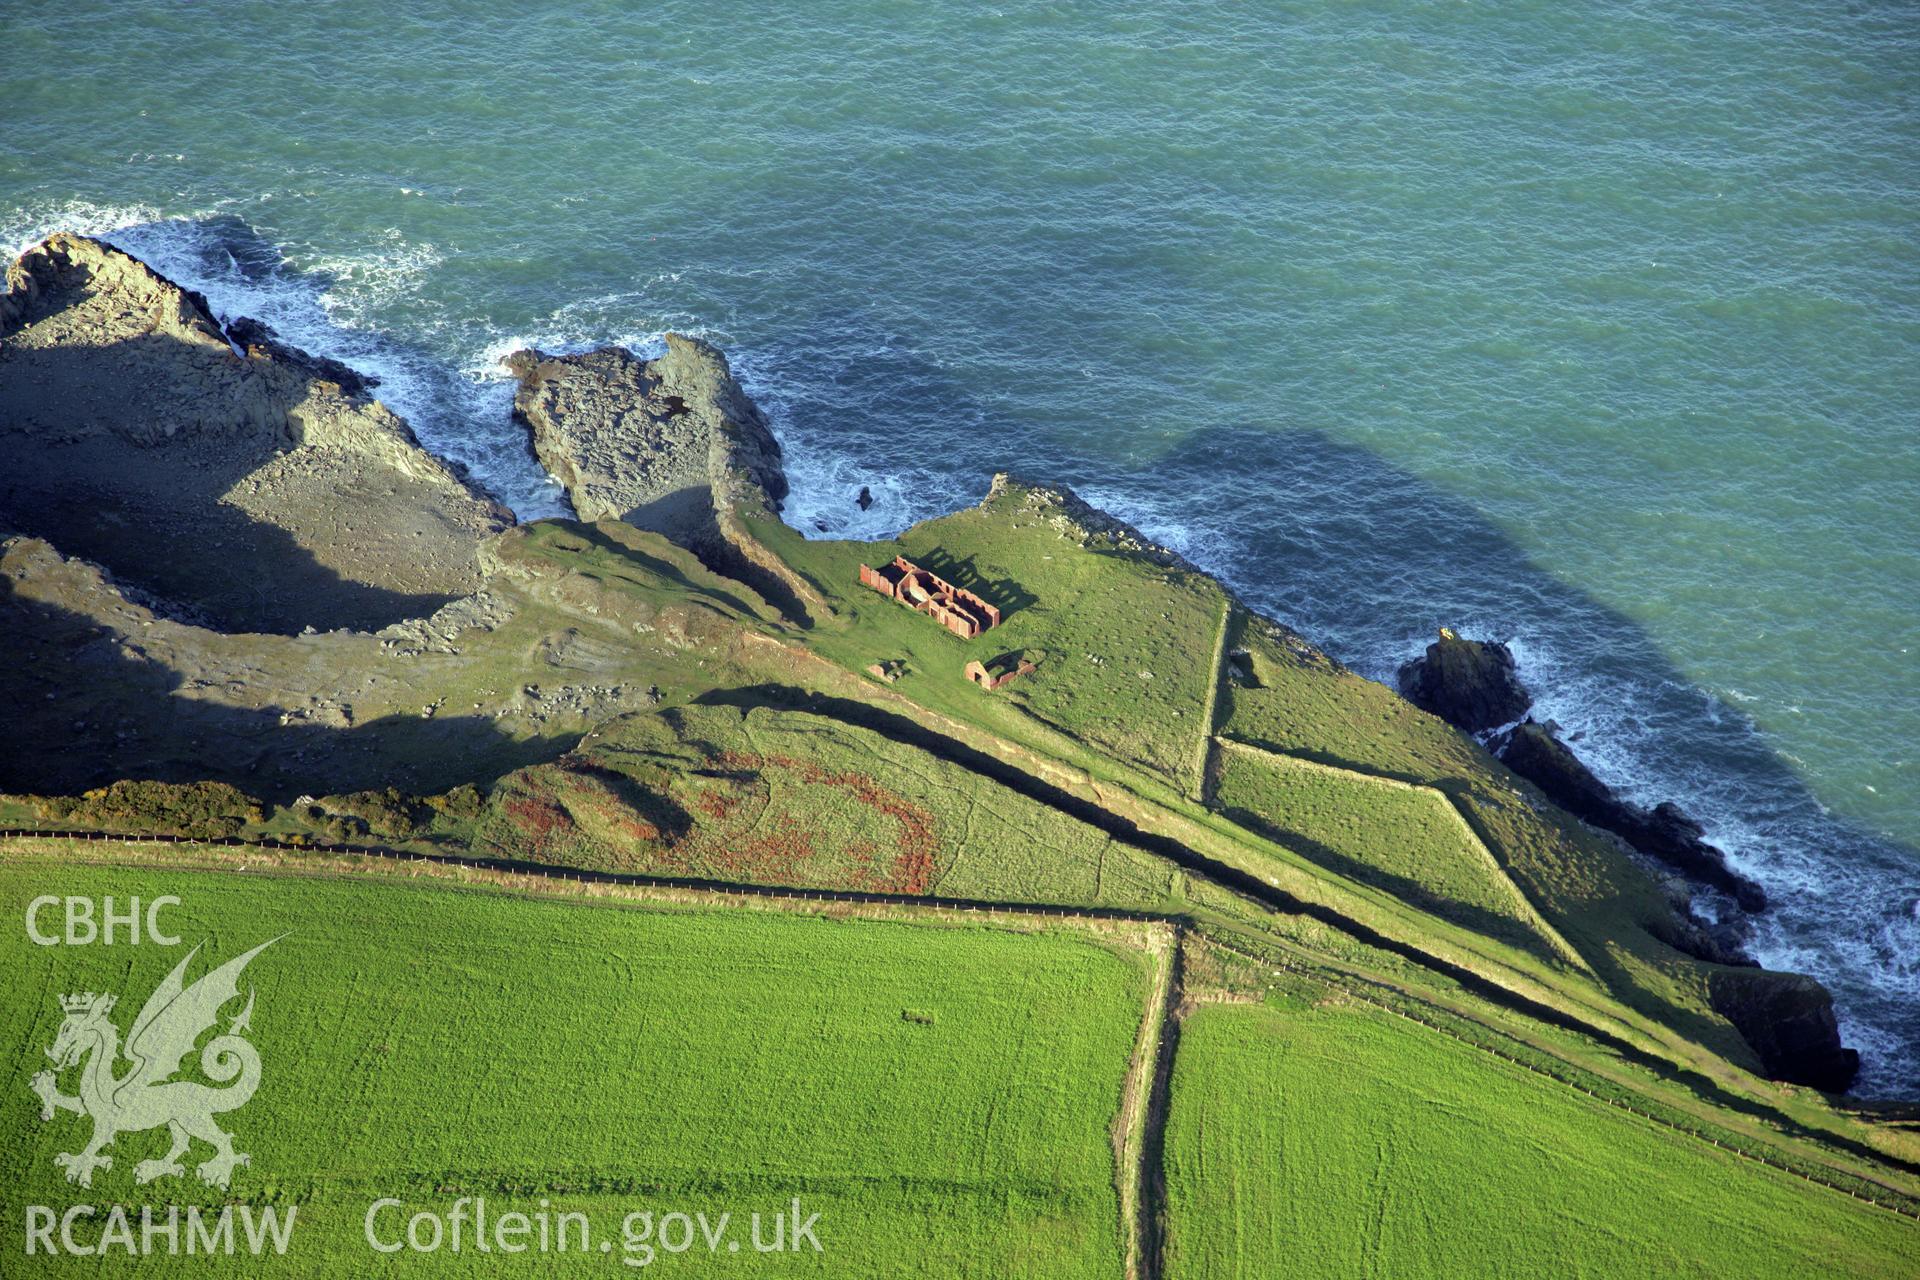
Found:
<box><xmin>3</xmin><ymin>2</ymin><xmax>1915</xmax><ymax>1091</ymax></box>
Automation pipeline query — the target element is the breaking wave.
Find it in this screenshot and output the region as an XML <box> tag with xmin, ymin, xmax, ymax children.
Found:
<box><xmin>4</xmin><ymin>200</ymin><xmax>566</xmax><ymax>518</ymax></box>
<box><xmin>6</xmin><ymin>207</ymin><xmax>1914</xmax><ymax>1094</ymax></box>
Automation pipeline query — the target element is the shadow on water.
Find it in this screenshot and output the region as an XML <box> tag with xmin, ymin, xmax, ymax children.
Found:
<box><xmin>761</xmin><ymin>316</ymin><xmax>1918</xmax><ymax>1091</ymax></box>
<box><xmin>765</xmin><ymin>310</ymin><xmax>1917</xmax><ymax>897</ymax></box>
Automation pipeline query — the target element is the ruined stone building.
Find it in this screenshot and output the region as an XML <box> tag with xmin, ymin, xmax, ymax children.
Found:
<box><xmin>965</xmin><ymin>657</ymin><xmax>1037</xmax><ymax>690</ymax></box>
<box><xmin>857</xmin><ymin>556</ymin><xmax>1002</xmax><ymax>639</ymax></box>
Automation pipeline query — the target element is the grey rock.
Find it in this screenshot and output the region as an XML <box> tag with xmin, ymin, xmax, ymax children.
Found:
<box><xmin>1495</xmin><ymin>720</ymin><xmax>1769</xmax><ymax>912</ymax></box>
<box><xmin>226</xmin><ymin>315</ymin><xmax>380</xmax><ymax>397</ymax></box>
<box><xmin>1706</xmin><ymin>966</ymin><xmax>1859</xmax><ymax>1092</ymax></box>
<box><xmin>0</xmin><ymin>233</ymin><xmax>511</xmax><ymax>634</ymax></box>
<box><xmin>505</xmin><ymin>334</ymin><xmax>786</xmax><ymax>534</ymax></box>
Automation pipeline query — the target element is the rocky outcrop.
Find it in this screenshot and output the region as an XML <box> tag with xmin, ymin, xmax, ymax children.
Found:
<box><xmin>1404</xmin><ymin>647</ymin><xmax>1854</xmax><ymax>1086</ymax></box>
<box><xmin>0</xmin><ymin>233</ymin><xmax>510</xmax><ymax>634</ymax></box>
<box><xmin>1397</xmin><ymin>627</ymin><xmax>1771</xmax><ymax>914</ymax></box>
<box><xmin>506</xmin><ymin>335</ymin><xmax>827</xmax><ymax>624</ymax></box>
<box><xmin>1397</xmin><ymin>628</ymin><xmax>1531</xmax><ymax>731</ymax></box>
<box><xmin>1706</xmin><ymin>967</ymin><xmax>1860</xmax><ymax>1092</ymax></box>
<box><xmin>506</xmin><ymin>335</ymin><xmax>786</xmax><ymax>529</ymax></box>
<box><xmin>1495</xmin><ymin>721</ymin><xmax>1769</xmax><ymax>912</ymax></box>
<box><xmin>226</xmin><ymin>315</ymin><xmax>379</xmax><ymax>398</ymax></box>
<box><xmin>985</xmin><ymin>473</ymin><xmax>1198</xmax><ymax>572</ymax></box>
<box><xmin>1647</xmin><ymin>889</ymin><xmax>1758</xmax><ymax>968</ymax></box>
<box><xmin>1</xmin><ymin>231</ymin><xmax>229</xmax><ymax>350</ymax></box>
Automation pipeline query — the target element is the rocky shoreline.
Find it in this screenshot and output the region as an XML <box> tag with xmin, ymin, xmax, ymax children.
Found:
<box><xmin>0</xmin><ymin>231</ymin><xmax>1865</xmax><ymax>1094</ymax></box>
<box><xmin>1398</xmin><ymin>628</ymin><xmax>1856</xmax><ymax>1090</ymax></box>
<box><xmin>0</xmin><ymin>233</ymin><xmax>510</xmax><ymax>634</ymax></box>
<box><xmin>1398</xmin><ymin>629</ymin><xmax>1770</xmax><ymax>913</ymax></box>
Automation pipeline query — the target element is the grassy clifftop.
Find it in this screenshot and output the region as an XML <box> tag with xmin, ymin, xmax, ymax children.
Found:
<box><xmin>4</xmin><ymin>262</ymin><xmax>1912</xmax><ymax>1271</ymax></box>
<box><xmin>748</xmin><ymin>482</ymin><xmax>1752</xmax><ymax>1057</ymax></box>
<box><xmin>3</xmin><ymin>475</ymin><xmax>1897</xmax><ymax>1094</ymax></box>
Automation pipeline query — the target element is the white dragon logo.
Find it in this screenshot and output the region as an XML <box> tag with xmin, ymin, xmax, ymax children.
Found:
<box><xmin>30</xmin><ymin>938</ymin><xmax>278</xmax><ymax>1189</ymax></box>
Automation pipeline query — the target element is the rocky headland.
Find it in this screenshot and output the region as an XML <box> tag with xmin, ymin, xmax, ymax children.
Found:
<box><xmin>506</xmin><ymin>336</ymin><xmax>786</xmax><ymax>529</ymax></box>
<box><xmin>0</xmin><ymin>233</ymin><xmax>510</xmax><ymax>634</ymax></box>
<box><xmin>505</xmin><ymin>336</ymin><xmax>821</xmax><ymax>622</ymax></box>
<box><xmin>0</xmin><ymin>232</ymin><xmax>1871</xmax><ymax>1096</ymax></box>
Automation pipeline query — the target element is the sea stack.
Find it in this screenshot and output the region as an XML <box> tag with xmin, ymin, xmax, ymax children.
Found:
<box><xmin>1397</xmin><ymin>628</ymin><xmax>1532</xmax><ymax>731</ymax></box>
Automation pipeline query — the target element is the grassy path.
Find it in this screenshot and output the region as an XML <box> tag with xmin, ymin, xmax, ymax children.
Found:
<box><xmin>1112</xmin><ymin>924</ymin><xmax>1181</xmax><ymax>1280</ymax></box>
<box><xmin>1133</xmin><ymin>935</ymin><xmax>1188</xmax><ymax>1280</ymax></box>
<box><xmin>1190</xmin><ymin>602</ymin><xmax>1234</xmax><ymax>803</ymax></box>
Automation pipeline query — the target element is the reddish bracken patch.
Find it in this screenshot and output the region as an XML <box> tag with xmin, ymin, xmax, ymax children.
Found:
<box><xmin>504</xmin><ymin>791</ymin><xmax>573</xmax><ymax>855</ymax></box>
<box><xmin>706</xmin><ymin>750</ymin><xmax>941</xmax><ymax>894</ymax></box>
<box><xmin>709</xmin><ymin>817</ymin><xmax>818</xmax><ymax>884</ymax></box>
<box><xmin>691</xmin><ymin>786</ymin><xmax>743</xmax><ymax>822</ymax></box>
<box><xmin>524</xmin><ymin>745</ymin><xmax>942</xmax><ymax>893</ymax></box>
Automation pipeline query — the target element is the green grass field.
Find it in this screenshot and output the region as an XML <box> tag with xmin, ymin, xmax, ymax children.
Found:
<box><xmin>1</xmin><ymin>859</ymin><xmax>1152</xmax><ymax>1276</ymax></box>
<box><xmin>752</xmin><ymin>485</ymin><xmax>1230</xmax><ymax>792</ymax></box>
<box><xmin>1210</xmin><ymin>741</ymin><xmax>1562</xmax><ymax>960</ymax></box>
<box><xmin>1161</xmin><ymin>999</ymin><xmax>1919</xmax><ymax>1280</ymax></box>
<box><xmin>1212</xmin><ymin>613</ymin><xmax>1783</xmax><ymax>1065</ymax></box>
<box><xmin>746</xmin><ymin>492</ymin><xmax>1875</xmax><ymax>1084</ymax></box>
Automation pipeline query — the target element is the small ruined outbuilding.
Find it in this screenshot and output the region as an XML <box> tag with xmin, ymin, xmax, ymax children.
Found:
<box><xmin>857</xmin><ymin>556</ymin><xmax>1002</xmax><ymax>639</ymax></box>
<box><xmin>965</xmin><ymin>655</ymin><xmax>1037</xmax><ymax>691</ymax></box>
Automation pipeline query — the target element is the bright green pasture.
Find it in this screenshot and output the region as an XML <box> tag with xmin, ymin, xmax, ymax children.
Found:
<box><xmin>1211</xmin><ymin>744</ymin><xmax>1556</xmax><ymax>959</ymax></box>
<box><xmin>1161</xmin><ymin>1001</ymin><xmax>1919</xmax><ymax>1280</ymax></box>
<box><xmin>754</xmin><ymin>487</ymin><xmax>1229</xmax><ymax>792</ymax></box>
<box><xmin>0</xmin><ymin>860</ymin><xmax>1150</xmax><ymax>1277</ymax></box>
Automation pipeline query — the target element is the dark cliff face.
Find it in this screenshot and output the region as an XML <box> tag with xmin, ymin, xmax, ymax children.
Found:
<box><xmin>1397</xmin><ymin>630</ymin><xmax>1531</xmax><ymax>732</ymax></box>
<box><xmin>1707</xmin><ymin>967</ymin><xmax>1861</xmax><ymax>1093</ymax></box>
